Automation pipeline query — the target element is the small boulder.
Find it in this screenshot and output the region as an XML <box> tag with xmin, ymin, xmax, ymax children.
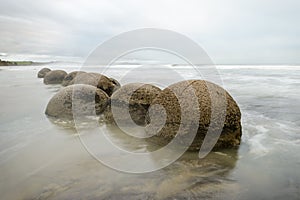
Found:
<box><xmin>61</xmin><ymin>71</ymin><xmax>86</xmax><ymax>86</ymax></box>
<box><xmin>37</xmin><ymin>68</ymin><xmax>51</xmax><ymax>78</ymax></box>
<box><xmin>104</xmin><ymin>83</ymin><xmax>161</xmax><ymax>126</ymax></box>
<box><xmin>45</xmin><ymin>84</ymin><xmax>109</xmax><ymax>119</ymax></box>
<box><xmin>109</xmin><ymin>77</ymin><xmax>121</xmax><ymax>87</ymax></box>
<box><xmin>69</xmin><ymin>72</ymin><xmax>118</xmax><ymax>96</ymax></box>
<box><xmin>109</xmin><ymin>77</ymin><xmax>121</xmax><ymax>92</ymax></box>
<box><xmin>145</xmin><ymin>80</ymin><xmax>242</xmax><ymax>151</ymax></box>
<box><xmin>43</xmin><ymin>70</ymin><xmax>67</xmax><ymax>84</ymax></box>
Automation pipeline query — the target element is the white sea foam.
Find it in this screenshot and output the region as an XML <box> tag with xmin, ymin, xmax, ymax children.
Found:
<box><xmin>248</xmin><ymin>133</ymin><xmax>271</xmax><ymax>157</ymax></box>
<box><xmin>217</xmin><ymin>65</ymin><xmax>300</xmax><ymax>70</ymax></box>
<box><xmin>242</xmin><ymin>109</ymin><xmax>300</xmax><ymax>158</ymax></box>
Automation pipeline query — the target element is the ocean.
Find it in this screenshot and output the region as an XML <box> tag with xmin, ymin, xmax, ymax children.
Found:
<box><xmin>0</xmin><ymin>63</ymin><xmax>299</xmax><ymax>199</ymax></box>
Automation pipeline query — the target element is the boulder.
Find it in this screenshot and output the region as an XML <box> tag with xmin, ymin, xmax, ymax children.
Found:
<box><xmin>109</xmin><ymin>77</ymin><xmax>121</xmax><ymax>87</ymax></box>
<box><xmin>109</xmin><ymin>77</ymin><xmax>121</xmax><ymax>92</ymax></box>
<box><xmin>104</xmin><ymin>83</ymin><xmax>161</xmax><ymax>126</ymax></box>
<box><xmin>37</xmin><ymin>68</ymin><xmax>51</xmax><ymax>78</ymax></box>
<box><xmin>61</xmin><ymin>71</ymin><xmax>86</xmax><ymax>86</ymax></box>
<box><xmin>43</xmin><ymin>70</ymin><xmax>67</xmax><ymax>84</ymax></box>
<box><xmin>145</xmin><ymin>80</ymin><xmax>242</xmax><ymax>151</ymax></box>
<box><xmin>68</xmin><ymin>72</ymin><xmax>118</xmax><ymax>96</ymax></box>
<box><xmin>45</xmin><ymin>84</ymin><xmax>109</xmax><ymax>119</ymax></box>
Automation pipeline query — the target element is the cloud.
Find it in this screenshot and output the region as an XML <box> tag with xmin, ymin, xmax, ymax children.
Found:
<box><xmin>0</xmin><ymin>0</ymin><xmax>299</xmax><ymax>64</ymax></box>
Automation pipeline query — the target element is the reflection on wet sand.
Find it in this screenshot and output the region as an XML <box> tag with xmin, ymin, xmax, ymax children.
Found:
<box><xmin>40</xmin><ymin>119</ymin><xmax>240</xmax><ymax>199</ymax></box>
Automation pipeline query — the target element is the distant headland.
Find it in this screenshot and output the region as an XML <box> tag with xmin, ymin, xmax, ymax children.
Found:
<box><xmin>0</xmin><ymin>59</ymin><xmax>50</xmax><ymax>66</ymax></box>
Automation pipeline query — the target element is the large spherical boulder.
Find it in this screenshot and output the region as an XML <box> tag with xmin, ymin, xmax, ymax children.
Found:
<box><xmin>43</xmin><ymin>70</ymin><xmax>67</xmax><ymax>84</ymax></box>
<box><xmin>45</xmin><ymin>84</ymin><xmax>109</xmax><ymax>119</ymax></box>
<box><xmin>68</xmin><ymin>72</ymin><xmax>118</xmax><ymax>96</ymax></box>
<box><xmin>145</xmin><ymin>80</ymin><xmax>242</xmax><ymax>151</ymax></box>
<box><xmin>104</xmin><ymin>83</ymin><xmax>161</xmax><ymax>126</ymax></box>
<box><xmin>37</xmin><ymin>68</ymin><xmax>51</xmax><ymax>78</ymax></box>
<box><xmin>61</xmin><ymin>71</ymin><xmax>86</xmax><ymax>86</ymax></box>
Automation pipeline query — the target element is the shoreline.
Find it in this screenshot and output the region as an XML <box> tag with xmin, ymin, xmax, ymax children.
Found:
<box><xmin>0</xmin><ymin>59</ymin><xmax>52</xmax><ymax>66</ymax></box>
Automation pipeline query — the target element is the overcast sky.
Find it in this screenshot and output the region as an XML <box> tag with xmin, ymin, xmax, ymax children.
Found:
<box><xmin>0</xmin><ymin>0</ymin><xmax>300</xmax><ymax>64</ymax></box>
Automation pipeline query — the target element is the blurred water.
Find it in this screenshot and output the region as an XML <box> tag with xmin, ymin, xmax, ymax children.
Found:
<box><xmin>0</xmin><ymin>64</ymin><xmax>299</xmax><ymax>199</ymax></box>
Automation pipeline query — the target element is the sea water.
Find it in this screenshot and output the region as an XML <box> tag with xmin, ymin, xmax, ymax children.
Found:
<box><xmin>0</xmin><ymin>63</ymin><xmax>299</xmax><ymax>199</ymax></box>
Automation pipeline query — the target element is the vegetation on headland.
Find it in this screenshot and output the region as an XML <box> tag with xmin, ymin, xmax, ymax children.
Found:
<box><xmin>0</xmin><ymin>59</ymin><xmax>49</xmax><ymax>66</ymax></box>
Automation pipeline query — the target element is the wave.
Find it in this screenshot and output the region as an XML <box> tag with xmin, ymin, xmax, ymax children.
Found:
<box><xmin>242</xmin><ymin>111</ymin><xmax>300</xmax><ymax>158</ymax></box>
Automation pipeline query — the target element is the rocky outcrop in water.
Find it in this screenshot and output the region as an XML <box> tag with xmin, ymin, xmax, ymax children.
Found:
<box><xmin>43</xmin><ymin>70</ymin><xmax>67</xmax><ymax>84</ymax></box>
<box><xmin>45</xmin><ymin>84</ymin><xmax>109</xmax><ymax>119</ymax></box>
<box><xmin>43</xmin><ymin>70</ymin><xmax>242</xmax><ymax>151</ymax></box>
<box><xmin>37</xmin><ymin>68</ymin><xmax>51</xmax><ymax>78</ymax></box>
